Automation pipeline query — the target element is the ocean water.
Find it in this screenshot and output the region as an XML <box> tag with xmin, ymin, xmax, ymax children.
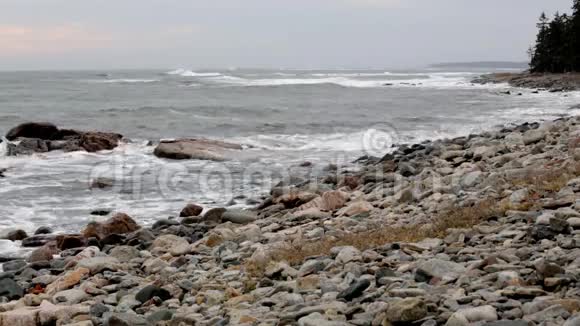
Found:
<box><xmin>1</xmin><ymin>68</ymin><xmax>579</xmax><ymax>256</ymax></box>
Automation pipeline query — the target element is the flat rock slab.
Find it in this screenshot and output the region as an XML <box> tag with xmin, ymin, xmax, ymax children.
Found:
<box><xmin>154</xmin><ymin>138</ymin><xmax>243</xmax><ymax>161</ymax></box>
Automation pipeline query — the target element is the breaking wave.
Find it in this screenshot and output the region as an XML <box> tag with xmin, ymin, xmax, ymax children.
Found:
<box><xmin>166</xmin><ymin>69</ymin><xmax>222</xmax><ymax>77</ymax></box>
<box><xmin>86</xmin><ymin>79</ymin><xmax>160</xmax><ymax>84</ymax></box>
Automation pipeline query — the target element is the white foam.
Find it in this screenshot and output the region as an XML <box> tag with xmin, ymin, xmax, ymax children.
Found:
<box><xmin>166</xmin><ymin>69</ymin><xmax>222</xmax><ymax>77</ymax></box>
<box><xmin>87</xmin><ymin>79</ymin><xmax>159</xmax><ymax>84</ymax></box>
<box><xmin>199</xmin><ymin>72</ymin><xmax>498</xmax><ymax>89</ymax></box>
<box><xmin>0</xmin><ymin>137</ymin><xmax>9</xmax><ymax>157</ymax></box>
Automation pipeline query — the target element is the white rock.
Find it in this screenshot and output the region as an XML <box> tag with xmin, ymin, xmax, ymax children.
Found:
<box><xmin>335</xmin><ymin>246</ymin><xmax>361</xmax><ymax>264</ymax></box>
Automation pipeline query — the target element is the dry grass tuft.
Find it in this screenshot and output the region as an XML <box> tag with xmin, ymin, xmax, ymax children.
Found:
<box><xmin>245</xmin><ymin>199</ymin><xmax>508</xmax><ymax>273</ymax></box>
<box><xmin>244</xmin><ymin>161</ymin><xmax>580</xmax><ymax>274</ymax></box>
<box><xmin>509</xmin><ymin>161</ymin><xmax>580</xmax><ymax>195</ymax></box>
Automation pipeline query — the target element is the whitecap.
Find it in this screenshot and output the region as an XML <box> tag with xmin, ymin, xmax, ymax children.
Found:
<box><xmin>86</xmin><ymin>79</ymin><xmax>159</xmax><ymax>84</ymax></box>
<box><xmin>166</xmin><ymin>69</ymin><xmax>221</xmax><ymax>77</ymax></box>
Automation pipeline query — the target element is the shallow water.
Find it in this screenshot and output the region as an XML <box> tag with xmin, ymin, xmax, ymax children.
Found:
<box><xmin>1</xmin><ymin>68</ymin><xmax>579</xmax><ymax>256</ymax></box>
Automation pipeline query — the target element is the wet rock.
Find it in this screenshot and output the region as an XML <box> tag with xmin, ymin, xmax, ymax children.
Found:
<box><xmin>90</xmin><ymin>177</ymin><xmax>114</xmax><ymax>189</ymax></box>
<box><xmin>2</xmin><ymin>260</ymin><xmax>26</xmax><ymax>272</ymax></box>
<box><xmin>56</xmin><ymin>234</ymin><xmax>87</xmax><ymax>250</ymax></box>
<box><xmin>151</xmin><ymin>219</ymin><xmax>179</xmax><ymax>230</ymax></box>
<box><xmin>6</xmin><ymin>122</ymin><xmax>59</xmax><ymax>141</ymax></box>
<box><xmin>153</xmin><ymin>138</ymin><xmax>243</xmax><ymax>161</ymax></box>
<box><xmin>82</xmin><ymin>213</ymin><xmax>140</xmax><ymax>240</ymax></box>
<box><xmin>5</xmin><ymin>122</ymin><xmax>122</xmax><ymax>154</ymax></box>
<box><xmin>180</xmin><ymin>203</ymin><xmax>203</xmax><ymax>217</ymax></box>
<box><xmin>11</xmin><ymin>138</ymin><xmax>49</xmax><ymax>154</ymax></box>
<box><xmin>80</xmin><ymin>131</ymin><xmax>122</xmax><ymax>152</ymax></box>
<box><xmin>34</xmin><ymin>226</ymin><xmax>53</xmax><ymax>235</ymax></box>
<box><xmin>5</xmin><ymin>230</ymin><xmax>28</xmax><ymax>242</ymax></box>
<box><xmin>0</xmin><ymin>278</ymin><xmax>24</xmax><ymax>300</ymax></box>
<box><xmin>135</xmin><ymin>285</ymin><xmax>172</xmax><ymax>303</ymax></box>
<box><xmin>21</xmin><ymin>235</ymin><xmax>56</xmax><ymax>247</ymax></box>
<box><xmin>90</xmin><ymin>210</ymin><xmax>111</xmax><ymax>216</ymax></box>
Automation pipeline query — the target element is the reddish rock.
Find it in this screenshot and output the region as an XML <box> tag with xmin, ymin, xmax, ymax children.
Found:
<box><xmin>45</xmin><ymin>267</ymin><xmax>90</xmax><ymax>295</ymax></box>
<box><xmin>82</xmin><ymin>213</ymin><xmax>140</xmax><ymax>240</ymax></box>
<box><xmin>56</xmin><ymin>234</ymin><xmax>87</xmax><ymax>250</ymax></box>
<box><xmin>339</xmin><ymin>175</ymin><xmax>360</xmax><ymax>190</ymax></box>
<box><xmin>80</xmin><ymin>132</ymin><xmax>122</xmax><ymax>152</ymax></box>
<box><xmin>180</xmin><ymin>203</ymin><xmax>204</xmax><ymax>217</ymax></box>
<box><xmin>298</xmin><ymin>190</ymin><xmax>349</xmax><ymax>212</ymax></box>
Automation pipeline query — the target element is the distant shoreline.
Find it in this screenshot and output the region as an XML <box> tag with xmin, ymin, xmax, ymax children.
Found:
<box><xmin>472</xmin><ymin>72</ymin><xmax>580</xmax><ymax>92</ymax></box>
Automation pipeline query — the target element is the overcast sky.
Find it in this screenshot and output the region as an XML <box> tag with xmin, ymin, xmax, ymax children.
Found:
<box><xmin>0</xmin><ymin>0</ymin><xmax>574</xmax><ymax>70</ymax></box>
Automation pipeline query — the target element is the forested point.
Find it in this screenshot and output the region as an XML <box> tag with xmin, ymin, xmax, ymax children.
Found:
<box><xmin>529</xmin><ymin>0</ymin><xmax>580</xmax><ymax>73</ymax></box>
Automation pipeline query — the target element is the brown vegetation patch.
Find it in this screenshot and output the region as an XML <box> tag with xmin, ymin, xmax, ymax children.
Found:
<box><xmin>245</xmin><ymin>161</ymin><xmax>580</xmax><ymax>275</ymax></box>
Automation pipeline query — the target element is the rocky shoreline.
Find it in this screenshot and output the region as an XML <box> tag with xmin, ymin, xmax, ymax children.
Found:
<box><xmin>2</xmin><ymin>116</ymin><xmax>580</xmax><ymax>325</ymax></box>
<box><xmin>472</xmin><ymin>73</ymin><xmax>580</xmax><ymax>92</ymax></box>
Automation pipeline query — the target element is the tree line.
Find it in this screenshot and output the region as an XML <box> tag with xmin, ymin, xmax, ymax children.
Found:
<box><xmin>529</xmin><ymin>0</ymin><xmax>580</xmax><ymax>73</ymax></box>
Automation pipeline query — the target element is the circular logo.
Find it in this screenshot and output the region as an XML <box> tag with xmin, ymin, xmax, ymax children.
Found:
<box><xmin>362</xmin><ymin>123</ymin><xmax>399</xmax><ymax>157</ymax></box>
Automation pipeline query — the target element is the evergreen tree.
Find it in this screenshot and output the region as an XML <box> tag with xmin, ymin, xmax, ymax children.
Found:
<box><xmin>546</xmin><ymin>12</ymin><xmax>569</xmax><ymax>72</ymax></box>
<box><xmin>572</xmin><ymin>0</ymin><xmax>580</xmax><ymax>70</ymax></box>
<box><xmin>530</xmin><ymin>13</ymin><xmax>551</xmax><ymax>72</ymax></box>
<box><xmin>529</xmin><ymin>1</ymin><xmax>580</xmax><ymax>73</ymax></box>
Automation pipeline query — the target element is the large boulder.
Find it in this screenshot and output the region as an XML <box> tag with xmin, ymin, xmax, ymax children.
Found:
<box><xmin>79</xmin><ymin>132</ymin><xmax>122</xmax><ymax>152</ymax></box>
<box><xmin>153</xmin><ymin>139</ymin><xmax>243</xmax><ymax>161</ymax></box>
<box><xmin>180</xmin><ymin>203</ymin><xmax>204</xmax><ymax>217</ymax></box>
<box><xmin>4</xmin><ymin>122</ymin><xmax>123</xmax><ymax>155</ymax></box>
<box><xmin>82</xmin><ymin>213</ymin><xmax>140</xmax><ymax>240</ymax></box>
<box><xmin>6</xmin><ymin>122</ymin><xmax>59</xmax><ymax>140</ymax></box>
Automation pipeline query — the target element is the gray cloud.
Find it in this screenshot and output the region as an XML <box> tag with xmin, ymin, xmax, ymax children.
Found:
<box><xmin>0</xmin><ymin>0</ymin><xmax>574</xmax><ymax>70</ymax></box>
